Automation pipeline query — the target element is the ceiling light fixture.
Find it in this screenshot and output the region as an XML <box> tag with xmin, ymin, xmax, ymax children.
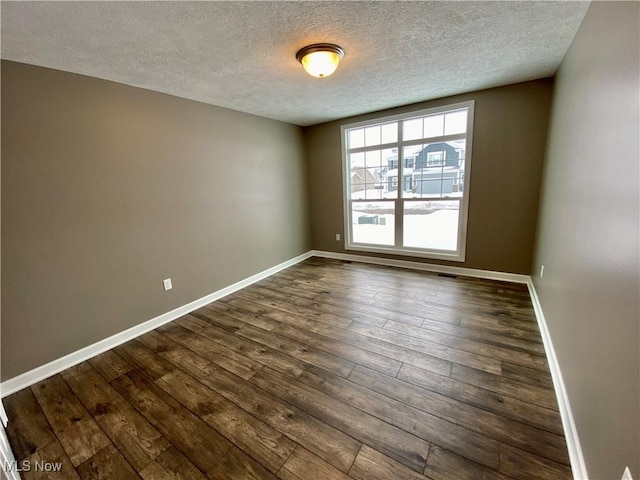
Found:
<box><xmin>296</xmin><ymin>43</ymin><xmax>345</xmax><ymax>78</ymax></box>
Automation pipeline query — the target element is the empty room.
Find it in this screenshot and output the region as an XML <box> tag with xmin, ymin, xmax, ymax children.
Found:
<box><xmin>1</xmin><ymin>1</ymin><xmax>638</xmax><ymax>479</ymax></box>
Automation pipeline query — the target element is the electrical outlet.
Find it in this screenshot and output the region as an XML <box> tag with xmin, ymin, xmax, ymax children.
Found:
<box><xmin>336</xmin><ymin>233</ymin><xmax>341</xmax><ymax>241</ymax></box>
<box><xmin>622</xmin><ymin>467</ymin><xmax>633</xmax><ymax>480</ymax></box>
<box><xmin>163</xmin><ymin>278</ymin><xmax>173</xmax><ymax>291</ymax></box>
<box><xmin>540</xmin><ymin>265</ymin><xmax>545</xmax><ymax>278</ymax></box>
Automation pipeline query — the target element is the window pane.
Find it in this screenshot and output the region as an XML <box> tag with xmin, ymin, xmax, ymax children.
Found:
<box><xmin>365</xmin><ymin>126</ymin><xmax>381</xmax><ymax>146</ymax></box>
<box><xmin>352</xmin><ymin>201</ymin><xmax>395</xmax><ymax>246</ymax></box>
<box><xmin>403</xmin><ymin>118</ymin><xmax>422</xmax><ymax>141</ymax></box>
<box><xmin>365</xmin><ymin>150</ymin><xmax>381</xmax><ymax>168</ymax></box>
<box><xmin>381</xmin><ymin>122</ymin><xmax>398</xmax><ymax>144</ymax></box>
<box><xmin>350</xmin><ymin>152</ymin><xmax>364</xmax><ymax>169</ymax></box>
<box><xmin>409</xmin><ymin>142</ymin><xmax>464</xmax><ymax>199</ymax></box>
<box><xmin>447</xmin><ymin>139</ymin><xmax>466</xmax><ymax>165</ymax></box>
<box><xmin>414</xmin><ymin>177</ymin><xmax>443</xmax><ymax>197</ymax></box>
<box><xmin>444</xmin><ymin>110</ymin><xmax>467</xmax><ymax>135</ymax></box>
<box><xmin>423</xmin><ymin>114</ymin><xmax>444</xmax><ymax>138</ymax></box>
<box><xmin>403</xmin><ymin>200</ymin><xmax>459</xmax><ymax>251</ymax></box>
<box><xmin>349</xmin><ymin>128</ymin><xmax>365</xmax><ymax>149</ymax></box>
<box><xmin>351</xmin><ymin>150</ymin><xmax>396</xmax><ymax>200</ymax></box>
<box><xmin>398</xmin><ymin>145</ymin><xmax>420</xmax><ymax>198</ymax></box>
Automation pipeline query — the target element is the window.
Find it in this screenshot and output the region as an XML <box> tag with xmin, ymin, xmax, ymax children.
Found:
<box><xmin>426</xmin><ymin>151</ymin><xmax>444</xmax><ymax>166</ymax></box>
<box><xmin>341</xmin><ymin>101</ymin><xmax>474</xmax><ymax>261</ymax></box>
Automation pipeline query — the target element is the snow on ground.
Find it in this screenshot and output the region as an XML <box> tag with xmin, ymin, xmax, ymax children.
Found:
<box><xmin>351</xmin><ymin>189</ymin><xmax>463</xmax><ymax>200</ymax></box>
<box><xmin>352</xmin><ymin>210</ymin><xmax>458</xmax><ymax>251</ymax></box>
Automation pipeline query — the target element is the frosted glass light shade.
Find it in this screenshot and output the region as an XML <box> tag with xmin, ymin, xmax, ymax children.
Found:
<box><xmin>296</xmin><ymin>43</ymin><xmax>344</xmax><ymax>78</ymax></box>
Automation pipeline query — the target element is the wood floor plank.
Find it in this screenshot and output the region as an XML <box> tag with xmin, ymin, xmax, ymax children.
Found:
<box><xmin>233</xmin><ymin>289</ymin><xmax>353</xmax><ymax>329</ymax></box>
<box><xmin>277</xmin><ymin>446</ymin><xmax>351</xmax><ymax>480</ymax></box>
<box><xmin>349</xmin><ymin>444</ymin><xmax>432</xmax><ymax>480</ymax></box>
<box><xmin>347</xmin><ymin>365</ymin><xmax>569</xmax><ymax>464</ymax></box>
<box><xmin>397</xmin><ymin>364</ymin><xmax>563</xmax><ymax>434</ymax></box>
<box><xmin>250</xmin><ymin>367</ymin><xmax>431</xmax><ymax>473</ymax></box>
<box><xmin>76</xmin><ymin>444</ymin><xmax>140</xmax><ymax>480</ymax></box>
<box><xmin>270</xmin><ymin>323</ymin><xmax>403</xmax><ymax>376</ymax></box>
<box><xmin>61</xmin><ymin>362</ymin><xmax>169</xmax><ymax>471</ymax></box>
<box><xmin>285</xmin><ymin>268</ymin><xmax>460</xmax><ymax>326</ymax></box>
<box><xmin>136</xmin><ymin>329</ymin><xmax>215</xmax><ymax>380</ymax></box>
<box><xmin>138</xmin><ymin>446</ymin><xmax>207</xmax><ymax>480</ymax></box>
<box><xmin>257</xmin><ymin>278</ymin><xmax>322</xmax><ymax>300</ymax></box>
<box><xmin>236</xmin><ymin>323</ymin><xmax>356</xmax><ymax>378</ymax></box>
<box><xmin>276</xmin><ymin>321</ymin><xmax>452</xmax><ymax>377</ymax></box>
<box><xmin>298</xmin><ymin>366</ymin><xmax>499</xmax><ymax>470</ymax></box>
<box><xmin>191</xmin><ymin>307</ymin><xmax>249</xmax><ymax>332</ymax></box>
<box><xmin>201</xmin><ymin>301</ymin><xmax>280</xmax><ymax>331</ymax></box>
<box><xmin>290</xmin><ymin>286</ymin><xmax>426</xmax><ymax>327</ymax></box>
<box><xmin>373</xmin><ymin>289</ymin><xmax>536</xmax><ymax>323</ymax></box>
<box><xmin>174</xmin><ymin>314</ymin><xmax>211</xmax><ymax>333</ymax></box>
<box><xmin>248</xmin><ymin>283</ymin><xmax>387</xmax><ymax>328</ymax></box>
<box><xmin>458</xmin><ymin>315</ymin><xmax>543</xmax><ymax>342</ymax></box>
<box><xmin>423</xmin><ymin>445</ymin><xmax>512</xmax><ymax>480</ymax></box>
<box><xmin>268</xmin><ymin>270</ymin><xmax>380</xmax><ymax>298</ymax></box>
<box><xmin>158</xmin><ymin>322</ymin><xmax>263</xmax><ymax>380</ymax></box>
<box><xmin>155</xmin><ymin>369</ymin><xmax>295</xmax><ymax>473</ymax></box>
<box><xmin>199</xmin><ymin>323</ymin><xmax>307</xmax><ymax>378</ymax></box>
<box><xmin>384</xmin><ymin>319</ymin><xmax>546</xmax><ymax>361</ymax></box>
<box><xmin>113</xmin><ymin>341</ymin><xmax>175</xmax><ymax>381</ymax></box>
<box><xmin>450</xmin><ymin>364</ymin><xmax>559</xmax><ymax>410</ymax></box>
<box><xmin>4</xmin><ymin>388</ymin><xmax>57</xmax><ymax>461</ymax></box>
<box><xmin>20</xmin><ymin>440</ymin><xmax>81</xmax><ymax>480</ymax></box>
<box><xmin>221</xmin><ymin>296</ymin><xmax>345</xmax><ymax>333</ymax></box>
<box><xmin>501</xmin><ymin>361</ymin><xmax>555</xmax><ymax>390</ymax></box>
<box><xmin>88</xmin><ymin>350</ymin><xmax>133</xmax><ymax>382</ymax></box>
<box><xmin>31</xmin><ymin>375</ymin><xmax>111</xmax><ymax>467</ymax></box>
<box><xmin>304</xmin><ymin>268</ymin><xmax>537</xmax><ymax>331</ymax></box>
<box><xmin>416</xmin><ymin>316</ymin><xmax>543</xmax><ymax>351</ymax></box>
<box><xmin>208</xmin><ymin>447</ymin><xmax>279</xmax><ymax>480</ymax></box>
<box><xmin>110</xmin><ymin>370</ymin><xmax>232</xmax><ymax>476</ymax></box>
<box><xmin>499</xmin><ymin>443</ymin><xmax>572</xmax><ymax>480</ymax></box>
<box><xmin>197</xmin><ymin>363</ymin><xmax>362</xmax><ymax>473</ymax></box>
<box><xmin>347</xmin><ymin>322</ymin><xmax>503</xmax><ymax>374</ymax></box>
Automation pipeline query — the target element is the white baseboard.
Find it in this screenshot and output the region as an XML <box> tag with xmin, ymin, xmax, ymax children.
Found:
<box><xmin>0</xmin><ymin>402</ymin><xmax>7</xmax><ymax>428</ymax></box>
<box><xmin>0</xmin><ymin>251</ymin><xmax>313</xmax><ymax>398</ymax></box>
<box><xmin>0</xmin><ymin>421</ymin><xmax>20</xmax><ymax>480</ymax></box>
<box><xmin>527</xmin><ymin>279</ymin><xmax>588</xmax><ymax>480</ymax></box>
<box><xmin>311</xmin><ymin>250</ymin><xmax>530</xmax><ymax>284</ymax></box>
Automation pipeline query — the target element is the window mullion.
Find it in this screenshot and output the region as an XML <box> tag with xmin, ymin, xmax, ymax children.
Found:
<box><xmin>396</xmin><ymin>122</ymin><xmax>404</xmax><ymax>248</ymax></box>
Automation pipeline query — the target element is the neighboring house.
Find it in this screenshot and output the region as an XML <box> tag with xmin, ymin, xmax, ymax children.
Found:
<box><xmin>387</xmin><ymin>142</ymin><xmax>464</xmax><ymax>195</ymax></box>
<box><xmin>351</xmin><ymin>167</ymin><xmax>380</xmax><ymax>193</ymax></box>
<box><xmin>414</xmin><ymin>142</ymin><xmax>459</xmax><ymax>168</ymax></box>
<box><xmin>386</xmin><ymin>168</ymin><xmax>414</xmax><ymax>193</ymax></box>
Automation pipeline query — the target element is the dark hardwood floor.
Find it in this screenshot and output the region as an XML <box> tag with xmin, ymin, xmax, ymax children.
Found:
<box><xmin>5</xmin><ymin>257</ymin><xmax>571</xmax><ymax>480</ymax></box>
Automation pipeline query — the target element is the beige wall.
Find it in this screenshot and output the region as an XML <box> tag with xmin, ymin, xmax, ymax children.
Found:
<box><xmin>532</xmin><ymin>2</ymin><xmax>639</xmax><ymax>479</ymax></box>
<box><xmin>305</xmin><ymin>79</ymin><xmax>552</xmax><ymax>274</ymax></box>
<box><xmin>1</xmin><ymin>61</ymin><xmax>310</xmax><ymax>380</ymax></box>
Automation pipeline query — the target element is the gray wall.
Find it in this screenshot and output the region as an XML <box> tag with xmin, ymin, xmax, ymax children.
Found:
<box><xmin>532</xmin><ymin>2</ymin><xmax>639</xmax><ymax>479</ymax></box>
<box><xmin>306</xmin><ymin>79</ymin><xmax>552</xmax><ymax>274</ymax></box>
<box><xmin>1</xmin><ymin>61</ymin><xmax>310</xmax><ymax>380</ymax></box>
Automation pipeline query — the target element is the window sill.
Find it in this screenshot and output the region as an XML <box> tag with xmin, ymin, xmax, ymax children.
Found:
<box><xmin>345</xmin><ymin>243</ymin><xmax>466</xmax><ymax>262</ymax></box>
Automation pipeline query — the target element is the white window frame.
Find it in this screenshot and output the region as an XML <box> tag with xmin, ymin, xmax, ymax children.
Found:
<box><xmin>341</xmin><ymin>101</ymin><xmax>475</xmax><ymax>262</ymax></box>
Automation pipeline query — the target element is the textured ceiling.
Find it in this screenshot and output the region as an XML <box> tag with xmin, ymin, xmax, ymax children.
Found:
<box><xmin>1</xmin><ymin>1</ymin><xmax>590</xmax><ymax>126</ymax></box>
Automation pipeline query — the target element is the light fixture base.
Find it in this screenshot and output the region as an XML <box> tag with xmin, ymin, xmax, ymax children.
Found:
<box><xmin>296</xmin><ymin>43</ymin><xmax>345</xmax><ymax>78</ymax></box>
<box><xmin>295</xmin><ymin>43</ymin><xmax>345</xmax><ymax>63</ymax></box>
